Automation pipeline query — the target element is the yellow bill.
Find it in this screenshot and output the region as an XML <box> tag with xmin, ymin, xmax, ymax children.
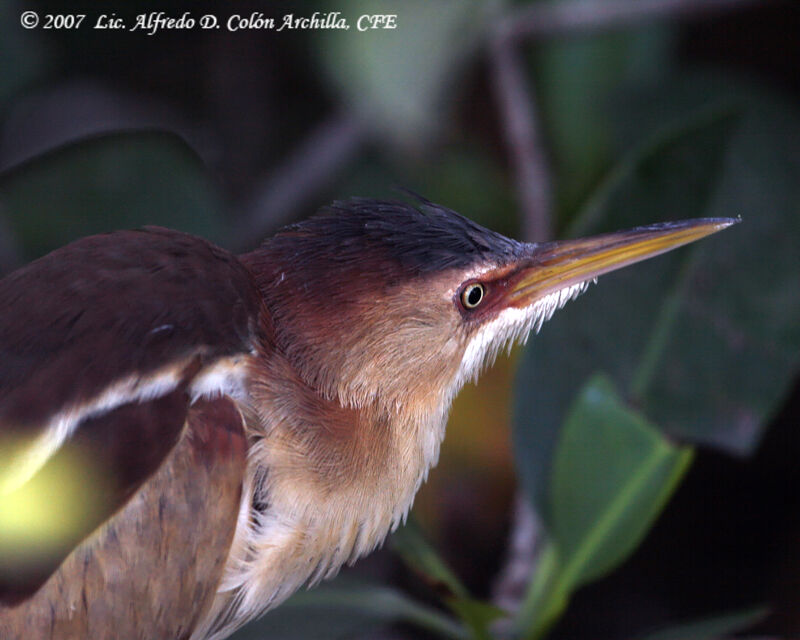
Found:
<box><xmin>510</xmin><ymin>218</ymin><xmax>739</xmax><ymax>306</ymax></box>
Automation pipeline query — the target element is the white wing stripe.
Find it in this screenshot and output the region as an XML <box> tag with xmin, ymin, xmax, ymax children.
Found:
<box><xmin>1</xmin><ymin>365</ymin><xmax>187</xmax><ymax>495</ymax></box>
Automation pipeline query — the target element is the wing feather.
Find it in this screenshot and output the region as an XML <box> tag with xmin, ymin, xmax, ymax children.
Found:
<box><xmin>0</xmin><ymin>228</ymin><xmax>260</xmax><ymax>614</ymax></box>
<box><xmin>0</xmin><ymin>227</ymin><xmax>261</xmax><ymax>432</ymax></box>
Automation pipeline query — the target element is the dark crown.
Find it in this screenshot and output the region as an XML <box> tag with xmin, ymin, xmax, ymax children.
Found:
<box><xmin>271</xmin><ymin>197</ymin><xmax>525</xmax><ymax>275</ymax></box>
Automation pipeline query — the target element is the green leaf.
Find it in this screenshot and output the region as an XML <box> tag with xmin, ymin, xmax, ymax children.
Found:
<box><xmin>570</xmin><ymin>106</ymin><xmax>740</xmax><ymax>237</ymax></box>
<box><xmin>607</xmin><ymin>74</ymin><xmax>800</xmax><ymax>454</ymax></box>
<box><xmin>230</xmin><ymin>581</ymin><xmax>467</xmax><ymax>640</ymax></box>
<box><xmin>516</xmin><ymin>75</ymin><xmax>800</xmax><ymax>506</ymax></box>
<box><xmin>513</xmin><ymin>108</ymin><xmax>736</xmax><ymax>517</ymax></box>
<box><xmin>316</xmin><ymin>0</ymin><xmax>489</xmax><ymax>145</ymax></box>
<box><xmin>391</xmin><ymin>518</ymin><xmax>469</xmax><ymax>599</ymax></box>
<box><xmin>0</xmin><ymin>132</ymin><xmax>225</xmax><ymax>260</ymax></box>
<box><xmin>637</xmin><ymin>606</ymin><xmax>768</xmax><ymax>640</ymax></box>
<box><xmin>533</xmin><ymin>22</ymin><xmax>674</xmax><ymax>222</ymax></box>
<box><xmin>391</xmin><ymin>520</ymin><xmax>508</xmax><ymax>640</ymax></box>
<box><xmin>551</xmin><ymin>374</ymin><xmax>693</xmax><ymax>585</ymax></box>
<box><xmin>448</xmin><ymin>599</ymin><xmax>507</xmax><ymax>640</ymax></box>
<box><xmin>516</xmin><ymin>375</ymin><xmax>693</xmax><ymax>640</ymax></box>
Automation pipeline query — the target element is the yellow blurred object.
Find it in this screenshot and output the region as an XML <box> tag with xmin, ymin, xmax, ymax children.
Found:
<box><xmin>0</xmin><ymin>441</ymin><xmax>109</xmax><ymax>567</ymax></box>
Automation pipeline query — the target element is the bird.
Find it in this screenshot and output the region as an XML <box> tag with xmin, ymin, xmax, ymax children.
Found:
<box><xmin>0</xmin><ymin>196</ymin><xmax>735</xmax><ymax>640</ymax></box>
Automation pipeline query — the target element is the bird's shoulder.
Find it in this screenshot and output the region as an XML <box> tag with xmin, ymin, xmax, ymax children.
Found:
<box><xmin>0</xmin><ymin>226</ymin><xmax>263</xmax><ymax>430</ymax></box>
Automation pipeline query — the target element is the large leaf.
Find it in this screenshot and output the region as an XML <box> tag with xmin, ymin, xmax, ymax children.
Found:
<box><xmin>230</xmin><ymin>581</ymin><xmax>466</xmax><ymax>640</ymax></box>
<box><xmin>533</xmin><ymin>21</ymin><xmax>674</xmax><ymax>223</ymax></box>
<box><xmin>515</xmin><ymin>79</ymin><xmax>800</xmax><ymax>523</ymax></box>
<box><xmin>0</xmin><ymin>131</ymin><xmax>225</xmax><ymax>261</ymax></box>
<box><xmin>316</xmin><ymin>0</ymin><xmax>488</xmax><ymax>145</ymax></box>
<box><xmin>513</xmin><ymin>109</ymin><xmax>737</xmax><ymax>516</ymax></box>
<box><xmin>516</xmin><ymin>375</ymin><xmax>693</xmax><ymax>640</ymax></box>
<box><xmin>550</xmin><ymin>375</ymin><xmax>693</xmax><ymax>586</ymax></box>
<box><xmin>608</xmin><ymin>74</ymin><xmax>800</xmax><ymax>452</ymax></box>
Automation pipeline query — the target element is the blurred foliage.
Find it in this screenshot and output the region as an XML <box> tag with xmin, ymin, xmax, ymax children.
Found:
<box><xmin>532</xmin><ymin>25</ymin><xmax>675</xmax><ymax>224</ymax></box>
<box><xmin>515</xmin><ymin>108</ymin><xmax>739</xmax><ymax>516</ymax></box>
<box><xmin>0</xmin><ymin>0</ymin><xmax>798</xmax><ymax>639</ymax></box>
<box><xmin>317</xmin><ymin>0</ymin><xmax>491</xmax><ymax>147</ymax></box>
<box><xmin>229</xmin><ymin>580</ymin><xmax>466</xmax><ymax>640</ymax></box>
<box><xmin>516</xmin><ymin>375</ymin><xmax>693</xmax><ymax>638</ymax></box>
<box><xmin>0</xmin><ymin>0</ymin><xmax>46</xmax><ymax>112</ymax></box>
<box><xmin>0</xmin><ymin>132</ymin><xmax>225</xmax><ymax>260</ymax></box>
<box><xmin>0</xmin><ymin>442</ymin><xmax>109</xmax><ymax>583</ymax></box>
<box><xmin>392</xmin><ymin>521</ymin><xmax>508</xmax><ymax>640</ymax></box>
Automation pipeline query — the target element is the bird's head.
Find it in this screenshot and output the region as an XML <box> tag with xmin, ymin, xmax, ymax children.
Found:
<box><xmin>244</xmin><ymin>198</ymin><xmax>734</xmax><ymax>418</ymax></box>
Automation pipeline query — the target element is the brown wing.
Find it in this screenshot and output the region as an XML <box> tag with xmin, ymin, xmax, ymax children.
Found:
<box><xmin>0</xmin><ymin>226</ymin><xmax>261</xmax><ymax>432</ymax></box>
<box><xmin>0</xmin><ymin>394</ymin><xmax>247</xmax><ymax>640</ymax></box>
<box><xmin>0</xmin><ymin>228</ymin><xmax>260</xmax><ymax>635</ymax></box>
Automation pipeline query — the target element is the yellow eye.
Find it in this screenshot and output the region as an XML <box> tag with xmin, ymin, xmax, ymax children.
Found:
<box><xmin>461</xmin><ymin>283</ymin><xmax>485</xmax><ymax>309</ymax></box>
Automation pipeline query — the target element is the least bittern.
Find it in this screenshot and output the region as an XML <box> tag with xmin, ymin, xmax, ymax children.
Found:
<box><xmin>0</xmin><ymin>197</ymin><xmax>735</xmax><ymax>639</ymax></box>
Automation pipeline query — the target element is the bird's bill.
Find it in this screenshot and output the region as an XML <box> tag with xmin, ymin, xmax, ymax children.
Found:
<box><xmin>509</xmin><ymin>218</ymin><xmax>738</xmax><ymax>306</ymax></box>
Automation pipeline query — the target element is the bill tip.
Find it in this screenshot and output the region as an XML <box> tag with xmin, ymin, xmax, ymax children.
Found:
<box><xmin>721</xmin><ymin>215</ymin><xmax>742</xmax><ymax>228</ymax></box>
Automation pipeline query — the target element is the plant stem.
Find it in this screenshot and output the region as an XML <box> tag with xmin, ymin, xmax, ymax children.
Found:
<box><xmin>489</xmin><ymin>25</ymin><xmax>553</xmax><ymax>243</ymax></box>
<box><xmin>514</xmin><ymin>541</ymin><xmax>566</xmax><ymax>640</ymax></box>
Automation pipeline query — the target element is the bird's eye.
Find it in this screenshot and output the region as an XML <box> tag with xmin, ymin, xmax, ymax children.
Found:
<box><xmin>461</xmin><ymin>283</ymin><xmax>485</xmax><ymax>309</ymax></box>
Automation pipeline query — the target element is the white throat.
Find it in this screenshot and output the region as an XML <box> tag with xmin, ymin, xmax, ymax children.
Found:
<box><xmin>456</xmin><ymin>280</ymin><xmax>593</xmax><ymax>388</ymax></box>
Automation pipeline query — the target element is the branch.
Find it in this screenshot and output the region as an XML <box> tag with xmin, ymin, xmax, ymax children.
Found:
<box><xmin>491</xmin><ymin>495</ymin><xmax>544</xmax><ymax>631</ymax></box>
<box><xmin>489</xmin><ymin>30</ymin><xmax>553</xmax><ymax>242</ymax></box>
<box><xmin>233</xmin><ymin>113</ymin><xmax>366</xmax><ymax>250</ymax></box>
<box><xmin>498</xmin><ymin>0</ymin><xmax>767</xmax><ymax>40</ymax></box>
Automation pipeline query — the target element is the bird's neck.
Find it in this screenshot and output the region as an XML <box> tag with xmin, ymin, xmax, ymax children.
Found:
<box><xmin>198</xmin><ymin>339</ymin><xmax>450</xmax><ymax>639</ymax></box>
